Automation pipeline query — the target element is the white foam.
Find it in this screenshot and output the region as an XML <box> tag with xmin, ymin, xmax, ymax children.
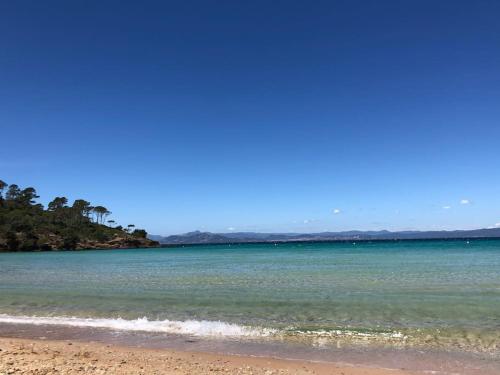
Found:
<box><xmin>289</xmin><ymin>328</ymin><xmax>408</xmax><ymax>341</ymax></box>
<box><xmin>0</xmin><ymin>314</ymin><xmax>275</xmax><ymax>338</ymax></box>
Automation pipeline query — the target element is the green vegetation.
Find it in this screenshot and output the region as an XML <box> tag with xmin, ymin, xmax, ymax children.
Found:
<box><xmin>0</xmin><ymin>179</ymin><xmax>157</xmax><ymax>251</ymax></box>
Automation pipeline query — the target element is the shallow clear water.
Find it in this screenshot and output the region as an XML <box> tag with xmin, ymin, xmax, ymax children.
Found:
<box><xmin>0</xmin><ymin>240</ymin><xmax>499</xmax><ymax>356</ymax></box>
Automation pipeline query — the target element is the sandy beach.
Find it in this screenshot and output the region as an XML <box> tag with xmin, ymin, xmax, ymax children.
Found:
<box><xmin>0</xmin><ymin>337</ymin><xmax>415</xmax><ymax>375</ymax></box>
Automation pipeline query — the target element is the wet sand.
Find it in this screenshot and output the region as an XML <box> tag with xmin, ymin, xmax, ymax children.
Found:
<box><xmin>0</xmin><ymin>337</ymin><xmax>415</xmax><ymax>375</ymax></box>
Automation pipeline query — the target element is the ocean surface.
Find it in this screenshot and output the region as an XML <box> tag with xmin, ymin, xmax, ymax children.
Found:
<box><xmin>1</xmin><ymin>240</ymin><xmax>499</xmax><ymax>372</ymax></box>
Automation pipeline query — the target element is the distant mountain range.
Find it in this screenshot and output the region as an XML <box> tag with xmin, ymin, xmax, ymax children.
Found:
<box><xmin>150</xmin><ymin>227</ymin><xmax>500</xmax><ymax>245</ymax></box>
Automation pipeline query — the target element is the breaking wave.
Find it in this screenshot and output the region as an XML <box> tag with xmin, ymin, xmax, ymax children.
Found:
<box><xmin>0</xmin><ymin>314</ymin><xmax>276</xmax><ymax>338</ymax></box>
<box><xmin>0</xmin><ymin>314</ymin><xmax>410</xmax><ymax>345</ymax></box>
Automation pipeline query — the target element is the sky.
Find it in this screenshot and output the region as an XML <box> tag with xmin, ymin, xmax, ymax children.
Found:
<box><xmin>1</xmin><ymin>0</ymin><xmax>500</xmax><ymax>235</ymax></box>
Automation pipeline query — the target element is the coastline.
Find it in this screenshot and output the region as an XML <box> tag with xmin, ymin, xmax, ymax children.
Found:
<box><xmin>0</xmin><ymin>245</ymin><xmax>160</xmax><ymax>253</ymax></box>
<box><xmin>0</xmin><ymin>237</ymin><xmax>160</xmax><ymax>253</ymax></box>
<box><xmin>1</xmin><ymin>321</ymin><xmax>498</xmax><ymax>375</ymax></box>
<box><xmin>0</xmin><ymin>336</ymin><xmax>414</xmax><ymax>375</ymax></box>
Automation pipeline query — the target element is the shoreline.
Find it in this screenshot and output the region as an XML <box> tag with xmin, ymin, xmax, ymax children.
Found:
<box><xmin>0</xmin><ymin>322</ymin><xmax>498</xmax><ymax>375</ymax></box>
<box><xmin>0</xmin><ymin>336</ymin><xmax>415</xmax><ymax>375</ymax></box>
<box><xmin>0</xmin><ymin>245</ymin><xmax>161</xmax><ymax>253</ymax></box>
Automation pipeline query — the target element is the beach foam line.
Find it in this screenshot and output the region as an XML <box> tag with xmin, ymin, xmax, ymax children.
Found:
<box><xmin>0</xmin><ymin>314</ymin><xmax>276</xmax><ymax>338</ymax></box>
<box><xmin>288</xmin><ymin>328</ymin><xmax>407</xmax><ymax>340</ymax></box>
<box><xmin>0</xmin><ymin>314</ymin><xmax>408</xmax><ymax>342</ymax></box>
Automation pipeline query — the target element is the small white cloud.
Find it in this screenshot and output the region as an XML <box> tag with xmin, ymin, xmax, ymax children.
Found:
<box><xmin>303</xmin><ymin>219</ymin><xmax>316</xmax><ymax>224</ymax></box>
<box><xmin>227</xmin><ymin>227</ymin><xmax>235</xmax><ymax>231</ymax></box>
<box><xmin>333</xmin><ymin>208</ymin><xmax>341</xmax><ymax>214</ymax></box>
<box><xmin>460</xmin><ymin>199</ymin><xmax>470</xmax><ymax>205</ymax></box>
<box><xmin>495</xmin><ymin>223</ymin><xmax>500</xmax><ymax>228</ymax></box>
<box><xmin>442</xmin><ymin>206</ymin><xmax>451</xmax><ymax>209</ymax></box>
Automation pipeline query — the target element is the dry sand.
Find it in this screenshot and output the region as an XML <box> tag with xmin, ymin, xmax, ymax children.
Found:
<box><xmin>0</xmin><ymin>337</ymin><xmax>416</xmax><ymax>375</ymax></box>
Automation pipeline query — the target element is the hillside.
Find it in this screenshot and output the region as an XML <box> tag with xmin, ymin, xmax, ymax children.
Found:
<box><xmin>0</xmin><ymin>180</ymin><xmax>159</xmax><ymax>251</ymax></box>
<box><xmin>153</xmin><ymin>228</ymin><xmax>500</xmax><ymax>245</ymax></box>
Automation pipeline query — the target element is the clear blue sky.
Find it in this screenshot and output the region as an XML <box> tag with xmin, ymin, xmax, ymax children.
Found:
<box><xmin>1</xmin><ymin>1</ymin><xmax>499</xmax><ymax>235</ymax></box>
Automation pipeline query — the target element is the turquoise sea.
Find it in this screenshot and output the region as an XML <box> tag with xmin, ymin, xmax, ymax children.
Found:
<box><xmin>0</xmin><ymin>240</ymin><xmax>499</xmax><ymax>371</ymax></box>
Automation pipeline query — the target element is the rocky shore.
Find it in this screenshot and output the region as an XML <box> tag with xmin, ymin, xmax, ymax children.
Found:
<box><xmin>0</xmin><ymin>235</ymin><xmax>159</xmax><ymax>252</ymax></box>
<box><xmin>73</xmin><ymin>235</ymin><xmax>159</xmax><ymax>250</ymax></box>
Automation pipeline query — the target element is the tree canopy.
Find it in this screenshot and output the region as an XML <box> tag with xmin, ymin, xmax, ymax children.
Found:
<box><xmin>0</xmin><ymin>180</ymin><xmax>156</xmax><ymax>251</ymax></box>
